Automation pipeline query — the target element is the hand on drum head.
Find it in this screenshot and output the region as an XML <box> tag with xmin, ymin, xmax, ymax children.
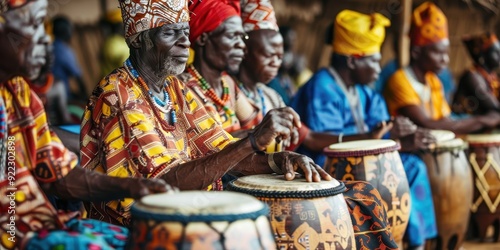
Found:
<box><xmin>273</xmin><ymin>151</ymin><xmax>332</xmax><ymax>182</ymax></box>
<box><xmin>370</xmin><ymin>120</ymin><xmax>394</xmax><ymax>139</ymax></box>
<box><xmin>130</xmin><ymin>178</ymin><xmax>178</xmax><ymax>199</ymax></box>
<box><xmin>399</xmin><ymin>128</ymin><xmax>436</xmax><ymax>152</ymax></box>
<box><xmin>390</xmin><ymin>116</ymin><xmax>418</xmax><ymax>139</ymax></box>
<box><xmin>252</xmin><ymin>107</ymin><xmax>301</xmax><ymax>149</ymax></box>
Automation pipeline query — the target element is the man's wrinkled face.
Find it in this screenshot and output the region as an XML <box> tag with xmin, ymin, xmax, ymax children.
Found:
<box><xmin>142</xmin><ymin>22</ymin><xmax>191</xmax><ymax>76</ymax></box>
<box><xmin>204</xmin><ymin>16</ymin><xmax>246</xmax><ymax>74</ymax></box>
<box><xmin>244</xmin><ymin>30</ymin><xmax>283</xmax><ymax>84</ymax></box>
<box><xmin>351</xmin><ymin>53</ymin><xmax>382</xmax><ymax>84</ymax></box>
<box><xmin>418</xmin><ymin>39</ymin><xmax>450</xmax><ymax>74</ymax></box>
<box><xmin>0</xmin><ymin>0</ymin><xmax>48</xmax><ymax>75</ymax></box>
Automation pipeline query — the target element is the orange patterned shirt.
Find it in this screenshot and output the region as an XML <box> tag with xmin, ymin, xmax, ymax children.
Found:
<box><xmin>80</xmin><ymin>67</ymin><xmax>234</xmax><ymax>226</ymax></box>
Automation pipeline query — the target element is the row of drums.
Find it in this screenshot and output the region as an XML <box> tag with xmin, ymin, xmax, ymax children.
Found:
<box><xmin>126</xmin><ymin>130</ymin><xmax>500</xmax><ymax>250</ymax></box>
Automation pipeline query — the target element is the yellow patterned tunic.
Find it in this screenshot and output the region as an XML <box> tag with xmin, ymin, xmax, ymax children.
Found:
<box><xmin>80</xmin><ymin>67</ymin><xmax>234</xmax><ymax>226</ymax></box>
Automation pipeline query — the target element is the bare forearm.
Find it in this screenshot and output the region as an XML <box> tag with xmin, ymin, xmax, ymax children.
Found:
<box><xmin>47</xmin><ymin>167</ymin><xmax>132</xmax><ymax>202</ymax></box>
<box><xmin>161</xmin><ymin>137</ymin><xmax>255</xmax><ymax>190</ymax></box>
<box><xmin>415</xmin><ymin>117</ymin><xmax>484</xmax><ymax>134</ymax></box>
<box><xmin>302</xmin><ymin>131</ymin><xmax>374</xmax><ymax>152</ymax></box>
<box><xmin>230</xmin><ymin>153</ymin><xmax>273</xmax><ymax>176</ymax></box>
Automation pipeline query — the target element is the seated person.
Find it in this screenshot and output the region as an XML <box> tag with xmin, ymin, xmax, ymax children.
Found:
<box><xmin>453</xmin><ymin>32</ymin><xmax>500</xmax><ymax>115</ymax></box>
<box><xmin>384</xmin><ymin>2</ymin><xmax>500</xmax><ymax>135</ymax></box>
<box><xmin>51</xmin><ymin>15</ymin><xmax>87</xmax><ymax>101</ymax></box>
<box><xmin>81</xmin><ymin>0</ymin><xmax>330</xmax><ymax>227</ymax></box>
<box><xmin>290</xmin><ymin>9</ymin><xmax>438</xmax><ymax>249</ymax></box>
<box><xmin>0</xmin><ymin>1</ymin><xmax>173</xmax><ymax>249</ymax></box>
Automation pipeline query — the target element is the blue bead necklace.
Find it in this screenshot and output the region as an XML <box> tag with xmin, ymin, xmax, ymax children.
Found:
<box><xmin>238</xmin><ymin>82</ymin><xmax>267</xmax><ymax>116</ymax></box>
<box><xmin>125</xmin><ymin>59</ymin><xmax>177</xmax><ymax>125</ymax></box>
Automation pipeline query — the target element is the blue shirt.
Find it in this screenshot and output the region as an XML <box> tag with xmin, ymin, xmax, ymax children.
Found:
<box><xmin>52</xmin><ymin>39</ymin><xmax>82</xmax><ymax>95</ymax></box>
<box><xmin>290</xmin><ymin>68</ymin><xmax>390</xmax><ymax>166</ymax></box>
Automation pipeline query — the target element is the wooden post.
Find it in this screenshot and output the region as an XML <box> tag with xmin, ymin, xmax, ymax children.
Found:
<box><xmin>100</xmin><ymin>0</ymin><xmax>107</xmax><ymax>17</ymax></box>
<box><xmin>398</xmin><ymin>0</ymin><xmax>412</xmax><ymax>68</ymax></box>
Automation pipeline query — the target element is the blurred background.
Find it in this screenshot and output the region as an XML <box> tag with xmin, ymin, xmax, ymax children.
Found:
<box><xmin>48</xmin><ymin>0</ymin><xmax>500</xmax><ymax>97</ymax></box>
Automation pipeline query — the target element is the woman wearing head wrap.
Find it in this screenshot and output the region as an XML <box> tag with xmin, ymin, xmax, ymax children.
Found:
<box><xmin>81</xmin><ymin>0</ymin><xmax>330</xmax><ymax>227</ymax></box>
<box><xmin>0</xmin><ymin>1</ymin><xmax>177</xmax><ymax>249</ymax></box>
<box><xmin>290</xmin><ymin>9</ymin><xmax>441</xmax><ymax>250</ymax></box>
<box><xmin>237</xmin><ymin>2</ymin><xmax>398</xmax><ymax>249</ymax></box>
<box><xmin>383</xmin><ymin>2</ymin><xmax>500</xmax><ymax>133</ymax></box>
<box><xmin>453</xmin><ymin>32</ymin><xmax>500</xmax><ymax>114</ymax></box>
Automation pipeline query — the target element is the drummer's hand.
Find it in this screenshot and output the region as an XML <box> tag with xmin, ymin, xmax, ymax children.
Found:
<box><xmin>130</xmin><ymin>178</ymin><xmax>178</xmax><ymax>199</ymax></box>
<box><xmin>272</xmin><ymin>151</ymin><xmax>332</xmax><ymax>182</ymax></box>
<box><xmin>370</xmin><ymin>120</ymin><xmax>393</xmax><ymax>139</ymax></box>
<box><xmin>252</xmin><ymin>107</ymin><xmax>301</xmax><ymax>149</ymax></box>
<box><xmin>390</xmin><ymin>116</ymin><xmax>418</xmax><ymax>139</ymax></box>
<box><xmin>399</xmin><ymin>128</ymin><xmax>436</xmax><ymax>152</ymax></box>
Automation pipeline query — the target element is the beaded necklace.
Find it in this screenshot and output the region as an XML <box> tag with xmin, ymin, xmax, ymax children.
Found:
<box><xmin>187</xmin><ymin>65</ymin><xmax>235</xmax><ymax>118</ymax></box>
<box><xmin>124</xmin><ymin>59</ymin><xmax>177</xmax><ymax>127</ymax></box>
<box><xmin>238</xmin><ymin>82</ymin><xmax>267</xmax><ymax>115</ymax></box>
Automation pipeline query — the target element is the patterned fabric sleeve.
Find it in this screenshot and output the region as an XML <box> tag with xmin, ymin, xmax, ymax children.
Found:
<box><xmin>1</xmin><ymin>77</ymin><xmax>77</xmax><ymax>183</ymax></box>
<box><xmin>383</xmin><ymin>69</ymin><xmax>421</xmax><ymax>117</ymax></box>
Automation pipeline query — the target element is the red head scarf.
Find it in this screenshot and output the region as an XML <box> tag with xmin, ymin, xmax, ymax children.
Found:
<box><xmin>189</xmin><ymin>0</ymin><xmax>241</xmax><ymax>44</ymax></box>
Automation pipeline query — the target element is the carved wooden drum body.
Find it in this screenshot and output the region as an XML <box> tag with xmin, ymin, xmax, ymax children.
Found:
<box><xmin>127</xmin><ymin>191</ymin><xmax>276</xmax><ymax>250</ymax></box>
<box><xmin>323</xmin><ymin>139</ymin><xmax>410</xmax><ymax>247</ymax></box>
<box><xmin>466</xmin><ymin>134</ymin><xmax>500</xmax><ymax>242</ymax></box>
<box><xmin>420</xmin><ymin>130</ymin><xmax>472</xmax><ymax>250</ymax></box>
<box><xmin>228</xmin><ymin>174</ymin><xmax>355</xmax><ymax>250</ymax></box>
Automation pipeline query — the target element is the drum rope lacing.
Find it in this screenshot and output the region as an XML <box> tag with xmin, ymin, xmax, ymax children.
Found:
<box><xmin>227</xmin><ymin>181</ymin><xmax>347</xmax><ymax>199</ymax></box>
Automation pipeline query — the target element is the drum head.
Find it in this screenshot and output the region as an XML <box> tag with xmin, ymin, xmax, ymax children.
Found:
<box><xmin>466</xmin><ymin>134</ymin><xmax>500</xmax><ymax>146</ymax></box>
<box><xmin>435</xmin><ymin>138</ymin><xmax>465</xmax><ymax>148</ymax></box>
<box><xmin>430</xmin><ymin>130</ymin><xmax>455</xmax><ymax>142</ymax></box>
<box><xmin>228</xmin><ymin>174</ymin><xmax>345</xmax><ymax>198</ymax></box>
<box><xmin>132</xmin><ymin>191</ymin><xmax>267</xmax><ymax>222</ymax></box>
<box><xmin>324</xmin><ymin>139</ymin><xmax>399</xmax><ymax>157</ymax></box>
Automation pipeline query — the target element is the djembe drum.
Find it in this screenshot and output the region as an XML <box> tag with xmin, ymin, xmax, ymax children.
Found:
<box><xmin>323</xmin><ymin>139</ymin><xmax>410</xmax><ymax>247</ymax></box>
<box><xmin>227</xmin><ymin>174</ymin><xmax>355</xmax><ymax>250</ymax></box>
<box><xmin>420</xmin><ymin>130</ymin><xmax>472</xmax><ymax>250</ymax></box>
<box><xmin>466</xmin><ymin>134</ymin><xmax>500</xmax><ymax>242</ymax></box>
<box><xmin>127</xmin><ymin>191</ymin><xmax>276</xmax><ymax>250</ymax></box>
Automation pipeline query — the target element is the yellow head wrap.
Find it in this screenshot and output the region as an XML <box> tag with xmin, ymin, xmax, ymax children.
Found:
<box><xmin>333</xmin><ymin>10</ymin><xmax>390</xmax><ymax>56</ymax></box>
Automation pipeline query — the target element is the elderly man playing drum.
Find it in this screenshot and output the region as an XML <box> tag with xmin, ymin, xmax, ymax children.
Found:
<box><xmin>81</xmin><ymin>0</ymin><xmax>330</xmax><ymax>227</ymax></box>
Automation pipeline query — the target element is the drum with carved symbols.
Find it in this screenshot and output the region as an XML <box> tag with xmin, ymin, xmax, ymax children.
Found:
<box><xmin>323</xmin><ymin>139</ymin><xmax>410</xmax><ymax>248</ymax></box>
<box><xmin>227</xmin><ymin>174</ymin><xmax>355</xmax><ymax>250</ymax></box>
<box><xmin>127</xmin><ymin>191</ymin><xmax>276</xmax><ymax>250</ymax></box>
<box><xmin>466</xmin><ymin>134</ymin><xmax>500</xmax><ymax>242</ymax></box>
<box><xmin>420</xmin><ymin>130</ymin><xmax>472</xmax><ymax>250</ymax></box>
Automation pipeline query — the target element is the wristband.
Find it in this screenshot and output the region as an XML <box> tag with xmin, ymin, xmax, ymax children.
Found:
<box><xmin>268</xmin><ymin>153</ymin><xmax>284</xmax><ymax>174</ymax></box>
